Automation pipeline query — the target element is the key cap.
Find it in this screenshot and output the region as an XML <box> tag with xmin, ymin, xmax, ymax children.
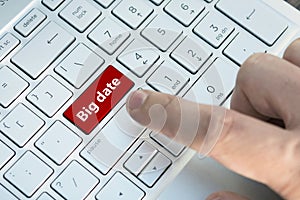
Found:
<box><xmin>4</xmin><ymin>151</ymin><xmax>53</xmax><ymax>197</ymax></box>
<box><xmin>37</xmin><ymin>192</ymin><xmax>55</xmax><ymax>200</ymax></box>
<box><xmin>124</xmin><ymin>141</ymin><xmax>157</xmax><ymax>175</ymax></box>
<box><xmin>96</xmin><ymin>172</ymin><xmax>145</xmax><ymax>200</ymax></box>
<box><xmin>59</xmin><ymin>0</ymin><xmax>101</xmax><ymax>32</ymax></box>
<box><xmin>0</xmin><ymin>33</ymin><xmax>20</xmax><ymax>61</ymax></box>
<box><xmin>89</xmin><ymin>18</ymin><xmax>130</xmax><ymax>55</ymax></box>
<box><xmin>150</xmin><ymin>0</ymin><xmax>164</xmax><ymax>6</ymax></box>
<box><xmin>194</xmin><ymin>11</ymin><xmax>235</xmax><ymax>48</ymax></box>
<box><xmin>51</xmin><ymin>161</ymin><xmax>99</xmax><ymax>199</ymax></box>
<box><xmin>216</xmin><ymin>0</ymin><xmax>288</xmax><ymax>46</ymax></box>
<box><xmin>15</xmin><ymin>8</ymin><xmax>46</xmax><ymax>37</ymax></box>
<box><xmin>12</xmin><ymin>21</ymin><xmax>75</xmax><ymax>79</ymax></box>
<box><xmin>0</xmin><ymin>184</ymin><xmax>18</xmax><ymax>200</ymax></box>
<box><xmin>184</xmin><ymin>58</ymin><xmax>239</xmax><ymax>105</ymax></box>
<box><xmin>35</xmin><ymin>121</ymin><xmax>82</xmax><ymax>165</ymax></box>
<box><xmin>150</xmin><ymin>132</ymin><xmax>185</xmax><ymax>156</ymax></box>
<box><xmin>81</xmin><ymin>106</ymin><xmax>145</xmax><ymax>174</ymax></box>
<box><xmin>0</xmin><ymin>66</ymin><xmax>28</xmax><ymax>108</ymax></box>
<box><xmin>113</xmin><ymin>0</ymin><xmax>153</xmax><ymax>29</ymax></box>
<box><xmin>42</xmin><ymin>0</ymin><xmax>65</xmax><ymax>11</ymax></box>
<box><xmin>141</xmin><ymin>14</ymin><xmax>183</xmax><ymax>52</ymax></box>
<box><xmin>118</xmin><ymin>39</ymin><xmax>160</xmax><ymax>77</ymax></box>
<box><xmin>224</xmin><ymin>32</ymin><xmax>268</xmax><ymax>65</ymax></box>
<box><xmin>94</xmin><ymin>0</ymin><xmax>115</xmax><ymax>8</ymax></box>
<box><xmin>27</xmin><ymin>76</ymin><xmax>72</xmax><ymax>117</ymax></box>
<box><xmin>0</xmin><ymin>104</ymin><xmax>45</xmax><ymax>147</ymax></box>
<box><xmin>164</xmin><ymin>0</ymin><xmax>205</xmax><ymax>26</ymax></box>
<box><xmin>138</xmin><ymin>152</ymin><xmax>171</xmax><ymax>187</ymax></box>
<box><xmin>55</xmin><ymin>43</ymin><xmax>104</xmax><ymax>88</ymax></box>
<box><xmin>0</xmin><ymin>140</ymin><xmax>15</xmax><ymax>169</ymax></box>
<box><xmin>171</xmin><ymin>37</ymin><xmax>212</xmax><ymax>74</ymax></box>
<box><xmin>147</xmin><ymin>61</ymin><xmax>190</xmax><ymax>95</ymax></box>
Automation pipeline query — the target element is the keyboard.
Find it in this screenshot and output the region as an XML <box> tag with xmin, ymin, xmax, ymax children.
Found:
<box><xmin>0</xmin><ymin>0</ymin><xmax>298</xmax><ymax>199</ymax></box>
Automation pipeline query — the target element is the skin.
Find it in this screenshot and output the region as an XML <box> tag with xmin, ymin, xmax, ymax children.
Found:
<box><xmin>126</xmin><ymin>39</ymin><xmax>300</xmax><ymax>200</ymax></box>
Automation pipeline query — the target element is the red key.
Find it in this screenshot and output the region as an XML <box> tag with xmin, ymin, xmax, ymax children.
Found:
<box><xmin>64</xmin><ymin>66</ymin><xmax>134</xmax><ymax>134</ymax></box>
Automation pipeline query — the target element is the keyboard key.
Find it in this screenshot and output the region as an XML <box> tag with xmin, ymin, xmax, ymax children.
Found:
<box><xmin>224</xmin><ymin>32</ymin><xmax>268</xmax><ymax>65</ymax></box>
<box><xmin>11</xmin><ymin>21</ymin><xmax>75</xmax><ymax>79</ymax></box>
<box><xmin>64</xmin><ymin>66</ymin><xmax>134</xmax><ymax>134</ymax></box>
<box><xmin>0</xmin><ymin>104</ymin><xmax>45</xmax><ymax>147</ymax></box>
<box><xmin>14</xmin><ymin>8</ymin><xmax>46</xmax><ymax>37</ymax></box>
<box><xmin>96</xmin><ymin>172</ymin><xmax>145</xmax><ymax>200</ymax></box>
<box><xmin>81</xmin><ymin>106</ymin><xmax>145</xmax><ymax>174</ymax></box>
<box><xmin>194</xmin><ymin>11</ymin><xmax>235</xmax><ymax>48</ymax></box>
<box><xmin>35</xmin><ymin>121</ymin><xmax>82</xmax><ymax>165</ymax></box>
<box><xmin>27</xmin><ymin>76</ymin><xmax>72</xmax><ymax>117</ymax></box>
<box><xmin>147</xmin><ymin>61</ymin><xmax>190</xmax><ymax>95</ymax></box>
<box><xmin>0</xmin><ymin>184</ymin><xmax>18</xmax><ymax>200</ymax></box>
<box><xmin>0</xmin><ymin>33</ymin><xmax>20</xmax><ymax>61</ymax></box>
<box><xmin>88</xmin><ymin>18</ymin><xmax>130</xmax><ymax>55</ymax></box>
<box><xmin>150</xmin><ymin>0</ymin><xmax>164</xmax><ymax>6</ymax></box>
<box><xmin>138</xmin><ymin>152</ymin><xmax>171</xmax><ymax>187</ymax></box>
<box><xmin>55</xmin><ymin>43</ymin><xmax>104</xmax><ymax>88</ymax></box>
<box><xmin>42</xmin><ymin>0</ymin><xmax>65</xmax><ymax>11</ymax></box>
<box><xmin>164</xmin><ymin>0</ymin><xmax>205</xmax><ymax>26</ymax></box>
<box><xmin>4</xmin><ymin>151</ymin><xmax>53</xmax><ymax>197</ymax></box>
<box><xmin>118</xmin><ymin>39</ymin><xmax>160</xmax><ymax>77</ymax></box>
<box><xmin>51</xmin><ymin>161</ymin><xmax>99</xmax><ymax>199</ymax></box>
<box><xmin>150</xmin><ymin>132</ymin><xmax>185</xmax><ymax>156</ymax></box>
<box><xmin>94</xmin><ymin>0</ymin><xmax>115</xmax><ymax>8</ymax></box>
<box><xmin>216</xmin><ymin>0</ymin><xmax>288</xmax><ymax>46</ymax></box>
<box><xmin>124</xmin><ymin>141</ymin><xmax>157</xmax><ymax>175</ymax></box>
<box><xmin>113</xmin><ymin>0</ymin><xmax>153</xmax><ymax>29</ymax></box>
<box><xmin>0</xmin><ymin>66</ymin><xmax>28</xmax><ymax>108</ymax></box>
<box><xmin>184</xmin><ymin>58</ymin><xmax>239</xmax><ymax>105</ymax></box>
<box><xmin>142</xmin><ymin>14</ymin><xmax>183</xmax><ymax>52</ymax></box>
<box><xmin>171</xmin><ymin>37</ymin><xmax>212</xmax><ymax>74</ymax></box>
<box><xmin>0</xmin><ymin>140</ymin><xmax>15</xmax><ymax>169</ymax></box>
<box><xmin>37</xmin><ymin>192</ymin><xmax>55</xmax><ymax>200</ymax></box>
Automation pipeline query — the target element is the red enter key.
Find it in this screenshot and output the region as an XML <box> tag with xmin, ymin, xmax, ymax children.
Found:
<box><xmin>64</xmin><ymin>66</ymin><xmax>134</xmax><ymax>134</ymax></box>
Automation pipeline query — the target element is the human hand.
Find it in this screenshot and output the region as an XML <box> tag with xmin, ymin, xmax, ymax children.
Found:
<box><xmin>126</xmin><ymin>39</ymin><xmax>300</xmax><ymax>200</ymax></box>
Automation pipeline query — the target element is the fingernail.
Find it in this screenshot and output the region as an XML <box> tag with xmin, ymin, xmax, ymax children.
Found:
<box><xmin>206</xmin><ymin>194</ymin><xmax>224</xmax><ymax>200</ymax></box>
<box><xmin>127</xmin><ymin>90</ymin><xmax>148</xmax><ymax>110</ymax></box>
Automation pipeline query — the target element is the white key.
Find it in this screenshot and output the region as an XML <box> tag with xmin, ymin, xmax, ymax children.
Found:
<box><xmin>216</xmin><ymin>0</ymin><xmax>288</xmax><ymax>46</ymax></box>
<box><xmin>0</xmin><ymin>184</ymin><xmax>18</xmax><ymax>200</ymax></box>
<box><xmin>150</xmin><ymin>132</ymin><xmax>185</xmax><ymax>156</ymax></box>
<box><xmin>171</xmin><ymin>37</ymin><xmax>212</xmax><ymax>74</ymax></box>
<box><xmin>0</xmin><ymin>33</ymin><xmax>20</xmax><ymax>61</ymax></box>
<box><xmin>138</xmin><ymin>152</ymin><xmax>171</xmax><ymax>187</ymax></box>
<box><xmin>224</xmin><ymin>32</ymin><xmax>268</xmax><ymax>65</ymax></box>
<box><xmin>164</xmin><ymin>0</ymin><xmax>205</xmax><ymax>26</ymax></box>
<box><xmin>150</xmin><ymin>0</ymin><xmax>164</xmax><ymax>5</ymax></box>
<box><xmin>118</xmin><ymin>39</ymin><xmax>160</xmax><ymax>77</ymax></box>
<box><xmin>11</xmin><ymin>21</ymin><xmax>75</xmax><ymax>79</ymax></box>
<box><xmin>124</xmin><ymin>141</ymin><xmax>157</xmax><ymax>175</ymax></box>
<box><xmin>113</xmin><ymin>0</ymin><xmax>153</xmax><ymax>29</ymax></box>
<box><xmin>42</xmin><ymin>0</ymin><xmax>65</xmax><ymax>11</ymax></box>
<box><xmin>55</xmin><ymin>43</ymin><xmax>104</xmax><ymax>88</ymax></box>
<box><xmin>0</xmin><ymin>66</ymin><xmax>28</xmax><ymax>108</ymax></box>
<box><xmin>96</xmin><ymin>172</ymin><xmax>145</xmax><ymax>200</ymax></box>
<box><xmin>95</xmin><ymin>0</ymin><xmax>115</xmax><ymax>8</ymax></box>
<box><xmin>81</xmin><ymin>106</ymin><xmax>145</xmax><ymax>174</ymax></box>
<box><xmin>0</xmin><ymin>140</ymin><xmax>14</xmax><ymax>169</ymax></box>
<box><xmin>0</xmin><ymin>104</ymin><xmax>45</xmax><ymax>147</ymax></box>
<box><xmin>35</xmin><ymin>121</ymin><xmax>82</xmax><ymax>165</ymax></box>
<box><xmin>37</xmin><ymin>192</ymin><xmax>55</xmax><ymax>200</ymax></box>
<box><xmin>194</xmin><ymin>11</ymin><xmax>235</xmax><ymax>48</ymax></box>
<box><xmin>184</xmin><ymin>58</ymin><xmax>239</xmax><ymax>105</ymax></box>
<box><xmin>141</xmin><ymin>14</ymin><xmax>183</xmax><ymax>52</ymax></box>
<box><xmin>60</xmin><ymin>0</ymin><xmax>101</xmax><ymax>32</ymax></box>
<box><xmin>51</xmin><ymin>161</ymin><xmax>99</xmax><ymax>199</ymax></box>
<box><xmin>4</xmin><ymin>151</ymin><xmax>53</xmax><ymax>197</ymax></box>
<box><xmin>89</xmin><ymin>17</ymin><xmax>130</xmax><ymax>55</ymax></box>
<box><xmin>27</xmin><ymin>76</ymin><xmax>72</xmax><ymax>117</ymax></box>
<box><xmin>147</xmin><ymin>61</ymin><xmax>190</xmax><ymax>95</ymax></box>
<box><xmin>15</xmin><ymin>8</ymin><xmax>46</xmax><ymax>37</ymax></box>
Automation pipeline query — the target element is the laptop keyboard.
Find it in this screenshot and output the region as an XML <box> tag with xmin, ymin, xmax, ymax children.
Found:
<box><xmin>0</xmin><ymin>0</ymin><xmax>295</xmax><ymax>199</ymax></box>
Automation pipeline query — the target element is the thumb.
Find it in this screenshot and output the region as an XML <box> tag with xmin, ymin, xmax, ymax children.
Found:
<box><xmin>206</xmin><ymin>191</ymin><xmax>250</xmax><ymax>200</ymax></box>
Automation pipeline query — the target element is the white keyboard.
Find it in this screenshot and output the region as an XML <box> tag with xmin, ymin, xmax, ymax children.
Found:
<box><xmin>0</xmin><ymin>0</ymin><xmax>298</xmax><ymax>199</ymax></box>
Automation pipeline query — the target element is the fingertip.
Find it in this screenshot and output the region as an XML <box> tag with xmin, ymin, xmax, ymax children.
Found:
<box><xmin>126</xmin><ymin>90</ymin><xmax>148</xmax><ymax>111</ymax></box>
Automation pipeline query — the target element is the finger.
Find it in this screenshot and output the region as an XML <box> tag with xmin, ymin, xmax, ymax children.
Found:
<box><xmin>230</xmin><ymin>53</ymin><xmax>300</xmax><ymax>129</ymax></box>
<box><xmin>283</xmin><ymin>38</ymin><xmax>300</xmax><ymax>67</ymax></box>
<box><xmin>206</xmin><ymin>191</ymin><xmax>250</xmax><ymax>200</ymax></box>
